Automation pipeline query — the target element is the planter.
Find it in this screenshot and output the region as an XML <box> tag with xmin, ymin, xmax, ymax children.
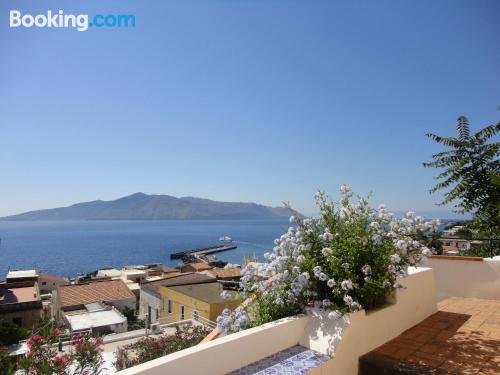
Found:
<box><xmin>298</xmin><ymin>267</ymin><xmax>437</xmax><ymax>375</ymax></box>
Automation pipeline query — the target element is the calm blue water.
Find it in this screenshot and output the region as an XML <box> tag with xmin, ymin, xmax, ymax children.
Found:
<box><xmin>0</xmin><ymin>220</ymin><xmax>289</xmax><ymax>278</ymax></box>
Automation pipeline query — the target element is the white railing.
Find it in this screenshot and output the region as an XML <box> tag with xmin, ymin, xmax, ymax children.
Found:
<box><xmin>194</xmin><ymin>314</ymin><xmax>217</xmax><ymax>329</ymax></box>
<box><xmin>157</xmin><ymin>312</ymin><xmax>217</xmax><ymax>329</ymax></box>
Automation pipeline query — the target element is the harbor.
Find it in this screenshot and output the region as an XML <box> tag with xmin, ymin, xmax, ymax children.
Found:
<box><xmin>170</xmin><ymin>244</ymin><xmax>237</xmax><ymax>260</ymax></box>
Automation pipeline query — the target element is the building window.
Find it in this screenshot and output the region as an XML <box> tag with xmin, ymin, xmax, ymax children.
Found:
<box><xmin>180</xmin><ymin>305</ymin><xmax>185</xmax><ymax>320</ymax></box>
<box><xmin>155</xmin><ymin>309</ymin><xmax>159</xmax><ymax>320</ymax></box>
<box><xmin>168</xmin><ymin>299</ymin><xmax>172</xmax><ymax>314</ymax></box>
<box><xmin>193</xmin><ymin>310</ymin><xmax>199</xmax><ymax>321</ymax></box>
<box><xmin>41</xmin><ymin>281</ymin><xmax>47</xmax><ymax>286</ymax></box>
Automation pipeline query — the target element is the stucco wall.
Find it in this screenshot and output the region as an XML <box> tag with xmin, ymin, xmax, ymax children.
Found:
<box><xmin>425</xmin><ymin>256</ymin><xmax>500</xmax><ymax>300</ymax></box>
<box><xmin>299</xmin><ymin>267</ymin><xmax>437</xmax><ymax>375</ymax></box>
<box><xmin>139</xmin><ymin>289</ymin><xmax>161</xmax><ymax>322</ymax></box>
<box><xmin>117</xmin><ymin>315</ymin><xmax>309</xmax><ymax>375</ymax></box>
<box><xmin>158</xmin><ymin>287</ymin><xmax>241</xmax><ymax>324</ymax></box>
<box><xmin>0</xmin><ymin>307</ymin><xmax>43</xmax><ymax>329</ymax></box>
<box><xmin>38</xmin><ymin>275</ymin><xmax>68</xmax><ymax>294</ymax></box>
<box><xmin>159</xmin><ymin>287</ymin><xmax>211</xmax><ymax>323</ymax></box>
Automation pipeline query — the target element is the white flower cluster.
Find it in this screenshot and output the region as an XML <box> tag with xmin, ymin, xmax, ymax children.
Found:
<box><xmin>239</xmin><ymin>224</ymin><xmax>320</xmax><ymax>306</ymax></box>
<box><xmin>216</xmin><ymin>307</ymin><xmax>249</xmax><ymax>334</ymax></box>
<box><xmin>220</xmin><ymin>290</ymin><xmax>233</xmax><ymax>301</ymax></box>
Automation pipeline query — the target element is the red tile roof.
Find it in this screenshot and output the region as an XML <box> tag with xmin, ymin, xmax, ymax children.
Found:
<box><xmin>207</xmin><ymin>267</ymin><xmax>242</xmax><ymax>279</ymax></box>
<box><xmin>142</xmin><ymin>273</ymin><xmax>215</xmax><ymax>293</ymax></box>
<box><xmin>0</xmin><ymin>282</ymin><xmax>39</xmax><ymax>304</ymax></box>
<box><xmin>39</xmin><ymin>273</ymin><xmax>68</xmax><ymax>282</ymax></box>
<box><xmin>182</xmin><ymin>263</ymin><xmax>213</xmax><ymax>271</ymax></box>
<box><xmin>57</xmin><ymin>280</ymin><xmax>135</xmax><ymax>309</ymax></box>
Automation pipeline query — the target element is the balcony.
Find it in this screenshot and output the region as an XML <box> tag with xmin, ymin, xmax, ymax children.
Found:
<box><xmin>113</xmin><ymin>256</ymin><xmax>499</xmax><ymax>375</ymax></box>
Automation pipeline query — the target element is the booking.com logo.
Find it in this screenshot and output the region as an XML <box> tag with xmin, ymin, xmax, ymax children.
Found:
<box><xmin>9</xmin><ymin>10</ymin><xmax>136</xmax><ymax>31</ymax></box>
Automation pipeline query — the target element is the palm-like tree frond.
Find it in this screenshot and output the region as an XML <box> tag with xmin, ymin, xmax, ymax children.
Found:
<box><xmin>425</xmin><ymin>114</ymin><xmax>500</xmax><ymax>231</ymax></box>
<box><xmin>456</xmin><ymin>116</ymin><xmax>470</xmax><ymax>141</ymax></box>
<box><xmin>425</xmin><ymin>133</ymin><xmax>462</xmax><ymax>147</ymax></box>
<box><xmin>474</xmin><ymin>121</ymin><xmax>500</xmax><ymax>141</ymax></box>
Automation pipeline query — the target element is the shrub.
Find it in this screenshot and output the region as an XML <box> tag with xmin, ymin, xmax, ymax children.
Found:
<box><xmin>232</xmin><ymin>186</ymin><xmax>439</xmax><ymax>327</ymax></box>
<box><xmin>0</xmin><ymin>320</ymin><xmax>29</xmax><ymax>346</ymax></box>
<box><xmin>17</xmin><ymin>328</ymin><xmax>104</xmax><ymax>375</ymax></box>
<box><xmin>0</xmin><ymin>348</ymin><xmax>16</xmax><ymax>375</ymax></box>
<box><xmin>114</xmin><ymin>325</ymin><xmax>210</xmax><ymax>370</ymax></box>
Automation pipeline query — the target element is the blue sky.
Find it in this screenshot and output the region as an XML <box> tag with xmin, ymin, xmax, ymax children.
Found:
<box><xmin>0</xmin><ymin>0</ymin><xmax>499</xmax><ymax>218</ymax></box>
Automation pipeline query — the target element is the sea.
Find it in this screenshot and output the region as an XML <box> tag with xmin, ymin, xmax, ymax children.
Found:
<box><xmin>0</xmin><ymin>219</ymin><xmax>290</xmax><ymax>278</ymax></box>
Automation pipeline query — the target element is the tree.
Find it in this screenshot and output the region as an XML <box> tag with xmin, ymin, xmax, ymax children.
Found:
<box><xmin>0</xmin><ymin>348</ymin><xmax>16</xmax><ymax>375</ymax></box>
<box><xmin>0</xmin><ymin>320</ymin><xmax>29</xmax><ymax>346</ymax></box>
<box><xmin>121</xmin><ymin>306</ymin><xmax>145</xmax><ymax>331</ymax></box>
<box><xmin>423</xmin><ymin>116</ymin><xmax>500</xmax><ymax>237</ymax></box>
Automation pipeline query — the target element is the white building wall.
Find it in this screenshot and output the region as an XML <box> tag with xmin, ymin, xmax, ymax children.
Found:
<box><xmin>139</xmin><ymin>288</ymin><xmax>161</xmax><ymax>322</ymax></box>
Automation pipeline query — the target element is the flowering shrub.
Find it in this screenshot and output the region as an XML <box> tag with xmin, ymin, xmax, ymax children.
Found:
<box><xmin>231</xmin><ymin>186</ymin><xmax>439</xmax><ymax>328</ymax></box>
<box><xmin>71</xmin><ymin>334</ymin><xmax>104</xmax><ymax>375</ymax></box>
<box><xmin>17</xmin><ymin>328</ymin><xmax>104</xmax><ymax>375</ymax></box>
<box><xmin>114</xmin><ymin>325</ymin><xmax>210</xmax><ymax>370</ymax></box>
<box><xmin>216</xmin><ymin>307</ymin><xmax>250</xmax><ymax>334</ymax></box>
<box><xmin>0</xmin><ymin>347</ymin><xmax>16</xmax><ymax>375</ymax></box>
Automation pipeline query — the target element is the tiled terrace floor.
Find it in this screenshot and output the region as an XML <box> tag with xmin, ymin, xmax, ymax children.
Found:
<box><xmin>228</xmin><ymin>345</ymin><xmax>330</xmax><ymax>375</ymax></box>
<box><xmin>363</xmin><ymin>297</ymin><xmax>500</xmax><ymax>375</ymax></box>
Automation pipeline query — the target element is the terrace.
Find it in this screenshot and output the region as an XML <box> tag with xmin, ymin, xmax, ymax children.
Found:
<box><xmin>115</xmin><ymin>256</ymin><xmax>500</xmax><ymax>375</ymax></box>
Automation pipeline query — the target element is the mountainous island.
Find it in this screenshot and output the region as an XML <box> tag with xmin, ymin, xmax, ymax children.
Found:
<box><xmin>1</xmin><ymin>193</ymin><xmax>300</xmax><ymax>220</ymax></box>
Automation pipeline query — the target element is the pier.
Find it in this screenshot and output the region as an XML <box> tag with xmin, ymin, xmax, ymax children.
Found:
<box><xmin>170</xmin><ymin>244</ymin><xmax>237</xmax><ymax>259</ymax></box>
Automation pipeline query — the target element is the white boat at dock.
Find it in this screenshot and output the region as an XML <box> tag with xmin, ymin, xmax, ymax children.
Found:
<box><xmin>219</xmin><ymin>235</ymin><xmax>233</xmax><ymax>243</ymax></box>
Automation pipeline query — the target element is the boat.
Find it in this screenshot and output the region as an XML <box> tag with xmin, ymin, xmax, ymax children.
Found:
<box><xmin>219</xmin><ymin>235</ymin><xmax>233</xmax><ymax>243</ymax></box>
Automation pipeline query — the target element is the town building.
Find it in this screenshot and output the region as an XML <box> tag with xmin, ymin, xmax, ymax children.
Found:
<box><xmin>63</xmin><ymin>302</ymin><xmax>127</xmax><ymax>335</ymax></box>
<box><xmin>6</xmin><ymin>270</ymin><xmax>38</xmax><ymax>283</ymax></box>
<box><xmin>438</xmin><ymin>237</ymin><xmax>484</xmax><ymax>254</ymax></box>
<box><xmin>93</xmin><ymin>265</ymin><xmax>180</xmax><ymax>295</ymax></box>
<box><xmin>121</xmin><ymin>269</ymin><xmax>147</xmax><ymax>283</ymax></box>
<box><xmin>38</xmin><ymin>273</ymin><xmax>69</xmax><ymax>294</ymax></box>
<box><xmin>180</xmin><ymin>262</ymin><xmax>213</xmax><ymax>273</ymax></box>
<box><xmin>204</xmin><ymin>267</ymin><xmax>242</xmax><ymax>281</ymax></box>
<box><xmin>442</xmin><ymin>225</ymin><xmax>466</xmax><ymax>237</ymax></box>
<box><xmin>95</xmin><ymin>268</ymin><xmax>122</xmax><ymax>279</ymax></box>
<box><xmin>54</xmin><ymin>279</ymin><xmax>136</xmax><ymax>321</ymax></box>
<box><xmin>139</xmin><ymin>273</ymin><xmax>215</xmax><ymax>324</ymax></box>
<box><xmin>0</xmin><ymin>280</ymin><xmax>43</xmax><ymax>329</ymax></box>
<box><xmin>158</xmin><ymin>281</ymin><xmax>241</xmax><ymax>324</ymax></box>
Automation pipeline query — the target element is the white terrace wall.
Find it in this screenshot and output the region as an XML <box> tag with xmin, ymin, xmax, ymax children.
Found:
<box><xmin>117</xmin><ymin>315</ymin><xmax>309</xmax><ymax>375</ymax></box>
<box><xmin>426</xmin><ymin>256</ymin><xmax>500</xmax><ymax>300</ymax></box>
<box><xmin>300</xmin><ymin>267</ymin><xmax>437</xmax><ymax>375</ymax></box>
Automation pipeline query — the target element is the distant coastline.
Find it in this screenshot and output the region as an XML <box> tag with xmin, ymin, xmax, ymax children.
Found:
<box><xmin>0</xmin><ymin>192</ymin><xmax>301</xmax><ymax>221</ymax></box>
